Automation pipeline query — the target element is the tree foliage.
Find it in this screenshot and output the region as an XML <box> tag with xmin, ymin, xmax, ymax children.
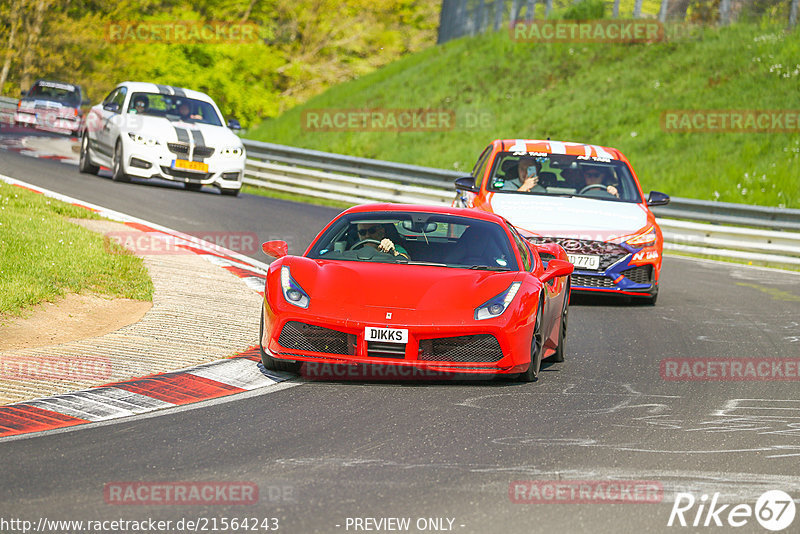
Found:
<box><xmin>0</xmin><ymin>0</ymin><xmax>439</xmax><ymax>126</ymax></box>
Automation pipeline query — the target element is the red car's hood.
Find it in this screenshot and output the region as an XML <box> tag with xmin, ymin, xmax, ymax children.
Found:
<box><xmin>284</xmin><ymin>257</ymin><xmax>522</xmax><ymax>322</ymax></box>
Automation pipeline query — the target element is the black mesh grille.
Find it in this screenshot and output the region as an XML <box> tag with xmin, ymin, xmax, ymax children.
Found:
<box><xmin>418</xmin><ymin>334</ymin><xmax>503</xmax><ymax>362</ymax></box>
<box><xmin>623</xmin><ymin>265</ymin><xmax>653</xmax><ymax>284</ymax></box>
<box><xmin>572</xmin><ymin>274</ymin><xmax>616</xmax><ymax>288</ymax></box>
<box><xmin>367</xmin><ymin>341</ymin><xmax>406</xmax><ymax>359</ymax></box>
<box><xmin>278</xmin><ymin>321</ymin><xmax>352</xmax><ymax>355</ymax></box>
<box><xmin>528</xmin><ymin>237</ymin><xmax>628</xmax><ymax>270</ymax></box>
<box><xmin>160</xmin><ymin>166</ymin><xmax>210</xmax><ymax>180</ymax></box>
<box><xmin>167</xmin><ymin>142</ymin><xmax>215</xmax><ymax>158</ymax></box>
<box><xmin>167</xmin><ymin>142</ymin><xmax>189</xmax><ymax>154</ymax></box>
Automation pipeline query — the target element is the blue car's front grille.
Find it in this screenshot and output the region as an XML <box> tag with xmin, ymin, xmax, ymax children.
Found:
<box><xmin>622</xmin><ymin>265</ymin><xmax>653</xmax><ymax>285</ymax></box>
<box><xmin>571</xmin><ymin>274</ymin><xmax>616</xmax><ymax>288</ymax></box>
<box><xmin>528</xmin><ymin>237</ymin><xmax>629</xmax><ymax>271</ymax></box>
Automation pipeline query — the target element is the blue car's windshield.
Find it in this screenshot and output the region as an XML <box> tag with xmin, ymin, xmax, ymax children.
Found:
<box><xmin>487</xmin><ymin>152</ymin><xmax>642</xmax><ymax>203</ymax></box>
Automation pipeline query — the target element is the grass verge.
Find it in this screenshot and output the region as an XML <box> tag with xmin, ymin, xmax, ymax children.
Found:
<box><xmin>248</xmin><ymin>21</ymin><xmax>800</xmax><ymax>209</ymax></box>
<box><xmin>0</xmin><ymin>181</ymin><xmax>153</xmax><ymax>317</ymax></box>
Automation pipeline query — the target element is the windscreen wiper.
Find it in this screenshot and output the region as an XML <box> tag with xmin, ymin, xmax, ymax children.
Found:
<box><xmin>468</xmin><ymin>265</ymin><xmax>512</xmax><ymax>271</ymax></box>
<box><xmin>395</xmin><ymin>259</ymin><xmax>447</xmax><ymax>267</ymax></box>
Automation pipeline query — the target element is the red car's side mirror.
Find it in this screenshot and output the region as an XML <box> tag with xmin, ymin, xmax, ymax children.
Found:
<box><xmin>541</xmin><ymin>259</ymin><xmax>573</xmax><ymax>284</ymax></box>
<box><xmin>535</xmin><ymin>242</ymin><xmax>567</xmax><ymax>261</ymax></box>
<box><xmin>262</xmin><ymin>240</ymin><xmax>288</xmax><ymax>258</ymax></box>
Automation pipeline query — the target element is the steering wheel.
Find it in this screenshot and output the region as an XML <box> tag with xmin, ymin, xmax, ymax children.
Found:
<box><xmin>578</xmin><ymin>183</ymin><xmax>609</xmax><ymax>195</ymax></box>
<box><xmin>350</xmin><ymin>238</ymin><xmax>382</xmax><ymax>250</ymax></box>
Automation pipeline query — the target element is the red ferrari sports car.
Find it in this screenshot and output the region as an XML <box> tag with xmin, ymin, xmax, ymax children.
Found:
<box><xmin>259</xmin><ymin>204</ymin><xmax>573</xmax><ymax>381</ymax></box>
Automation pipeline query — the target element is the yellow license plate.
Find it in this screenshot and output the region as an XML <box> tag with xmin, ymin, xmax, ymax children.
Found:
<box><xmin>172</xmin><ymin>159</ymin><xmax>209</xmax><ymax>173</ymax></box>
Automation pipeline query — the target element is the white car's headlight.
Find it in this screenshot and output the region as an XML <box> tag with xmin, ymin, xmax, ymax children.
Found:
<box><xmin>626</xmin><ymin>226</ymin><xmax>657</xmax><ymax>247</ymax></box>
<box><xmin>128</xmin><ymin>132</ymin><xmax>160</xmax><ymax>146</ymax></box>
<box><xmin>475</xmin><ymin>282</ymin><xmax>521</xmax><ymax>320</ymax></box>
<box><xmin>219</xmin><ymin>146</ymin><xmax>244</xmax><ymax>158</ymax></box>
<box><xmin>280</xmin><ymin>266</ymin><xmax>310</xmax><ymax>308</ymax></box>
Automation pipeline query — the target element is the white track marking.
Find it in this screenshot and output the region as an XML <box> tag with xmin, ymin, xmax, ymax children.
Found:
<box><xmin>25</xmin><ymin>388</ymin><xmax>173</xmax><ymax>421</ymax></box>
<box><xmin>188</xmin><ymin>358</ymin><xmax>289</xmax><ymax>389</ymax></box>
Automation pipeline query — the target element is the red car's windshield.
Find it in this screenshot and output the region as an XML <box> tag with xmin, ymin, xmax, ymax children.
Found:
<box><xmin>308</xmin><ymin>212</ymin><xmax>519</xmax><ymax>271</ymax></box>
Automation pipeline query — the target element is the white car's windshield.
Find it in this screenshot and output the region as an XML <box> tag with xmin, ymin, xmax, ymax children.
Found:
<box><xmin>127</xmin><ymin>92</ymin><xmax>222</xmax><ymax>126</ymax></box>
<box><xmin>487</xmin><ymin>152</ymin><xmax>643</xmax><ymax>203</ymax></box>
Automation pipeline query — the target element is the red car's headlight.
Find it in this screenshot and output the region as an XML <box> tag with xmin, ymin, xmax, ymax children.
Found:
<box><xmin>281</xmin><ymin>266</ymin><xmax>310</xmax><ymax>308</ymax></box>
<box><xmin>475</xmin><ymin>282</ymin><xmax>521</xmax><ymax>320</ymax></box>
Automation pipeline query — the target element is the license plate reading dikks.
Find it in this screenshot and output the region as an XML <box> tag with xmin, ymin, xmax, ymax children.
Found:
<box><xmin>365</xmin><ymin>327</ymin><xmax>408</xmax><ymax>344</ymax></box>
<box><xmin>568</xmin><ymin>254</ymin><xmax>600</xmax><ymax>270</ymax></box>
<box><xmin>172</xmin><ymin>159</ymin><xmax>209</xmax><ymax>173</ymax></box>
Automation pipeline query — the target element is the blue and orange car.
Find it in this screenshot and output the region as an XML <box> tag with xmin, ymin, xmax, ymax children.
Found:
<box><xmin>454</xmin><ymin>139</ymin><xmax>670</xmax><ymax>304</ymax></box>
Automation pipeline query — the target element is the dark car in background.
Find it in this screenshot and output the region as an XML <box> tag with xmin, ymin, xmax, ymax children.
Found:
<box><xmin>15</xmin><ymin>80</ymin><xmax>89</xmax><ymax>136</ymax></box>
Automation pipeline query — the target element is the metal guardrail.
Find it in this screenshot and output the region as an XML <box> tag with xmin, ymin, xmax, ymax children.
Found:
<box><xmin>243</xmin><ymin>139</ymin><xmax>462</xmax><ymax>189</ymax></box>
<box><xmin>242</xmin><ymin>139</ymin><xmax>800</xmax><ymax>267</ymax></box>
<box><xmin>650</xmin><ymin>199</ymin><xmax>800</xmax><ymax>232</ymax></box>
<box><xmin>0</xmin><ymin>99</ymin><xmax>795</xmax><ymax>267</ymax></box>
<box><xmin>243</xmin><ymin>139</ymin><xmax>800</xmax><ymax>230</ymax></box>
<box><xmin>0</xmin><ymin>96</ymin><xmax>17</xmax><ymax>123</ymax></box>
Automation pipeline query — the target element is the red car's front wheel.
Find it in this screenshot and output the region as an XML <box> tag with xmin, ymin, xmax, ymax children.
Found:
<box><xmin>519</xmin><ymin>298</ymin><xmax>543</xmax><ymax>382</ymax></box>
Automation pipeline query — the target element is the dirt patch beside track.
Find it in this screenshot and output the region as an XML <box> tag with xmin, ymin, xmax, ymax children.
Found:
<box><xmin>0</xmin><ymin>294</ymin><xmax>152</xmax><ymax>350</ymax></box>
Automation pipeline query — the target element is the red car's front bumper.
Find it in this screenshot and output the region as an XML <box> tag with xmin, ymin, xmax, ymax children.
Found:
<box><xmin>262</xmin><ymin>303</ymin><xmax>536</xmax><ymax>376</ymax></box>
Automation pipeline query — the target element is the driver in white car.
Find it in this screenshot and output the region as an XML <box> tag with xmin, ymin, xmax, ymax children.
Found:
<box><xmin>355</xmin><ymin>223</ymin><xmax>410</xmax><ymax>259</ymax></box>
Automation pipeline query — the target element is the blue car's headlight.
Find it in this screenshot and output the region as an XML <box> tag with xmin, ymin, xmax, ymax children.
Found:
<box><xmin>475</xmin><ymin>282</ymin><xmax>521</xmax><ymax>320</ymax></box>
<box><xmin>280</xmin><ymin>266</ymin><xmax>310</xmax><ymax>308</ymax></box>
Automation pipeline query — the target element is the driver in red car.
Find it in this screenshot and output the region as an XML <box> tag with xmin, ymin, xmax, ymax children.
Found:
<box><xmin>581</xmin><ymin>167</ymin><xmax>619</xmax><ymax>197</ymax></box>
<box><xmin>355</xmin><ymin>223</ymin><xmax>410</xmax><ymax>259</ymax></box>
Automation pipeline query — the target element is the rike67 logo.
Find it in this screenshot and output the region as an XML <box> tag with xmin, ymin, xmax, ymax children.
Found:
<box><xmin>668</xmin><ymin>490</ymin><xmax>796</xmax><ymax>531</ymax></box>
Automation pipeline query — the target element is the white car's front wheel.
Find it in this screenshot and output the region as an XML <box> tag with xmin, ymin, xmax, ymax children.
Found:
<box><xmin>78</xmin><ymin>133</ymin><xmax>99</xmax><ymax>175</ymax></box>
<box><xmin>111</xmin><ymin>139</ymin><xmax>130</xmax><ymax>183</ymax></box>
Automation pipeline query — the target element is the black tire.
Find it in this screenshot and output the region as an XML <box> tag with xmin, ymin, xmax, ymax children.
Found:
<box><xmin>259</xmin><ymin>306</ymin><xmax>301</xmax><ymax>373</ymax></box>
<box><xmin>519</xmin><ymin>297</ymin><xmax>544</xmax><ymax>382</ymax></box>
<box><xmin>220</xmin><ymin>187</ymin><xmax>240</xmax><ymax>197</ymax></box>
<box><xmin>646</xmin><ymin>285</ymin><xmax>659</xmax><ymax>306</ymax></box>
<box><xmin>111</xmin><ymin>139</ymin><xmax>130</xmax><ymax>182</ymax></box>
<box><xmin>184</xmin><ymin>182</ymin><xmax>202</xmax><ymax>192</ymax></box>
<box><xmin>78</xmin><ymin>132</ymin><xmax>99</xmax><ymax>175</ymax></box>
<box><xmin>547</xmin><ymin>279</ymin><xmax>570</xmax><ymax>363</ymax></box>
<box><xmin>637</xmin><ymin>284</ymin><xmax>659</xmax><ymax>306</ymax></box>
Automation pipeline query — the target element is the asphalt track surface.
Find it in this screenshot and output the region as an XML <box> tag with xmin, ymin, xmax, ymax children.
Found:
<box><xmin>1</xmin><ymin>135</ymin><xmax>799</xmax><ymax>534</ymax></box>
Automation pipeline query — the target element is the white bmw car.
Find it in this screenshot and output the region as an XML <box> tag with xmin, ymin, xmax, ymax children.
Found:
<box><xmin>79</xmin><ymin>81</ymin><xmax>245</xmax><ymax>196</ymax></box>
